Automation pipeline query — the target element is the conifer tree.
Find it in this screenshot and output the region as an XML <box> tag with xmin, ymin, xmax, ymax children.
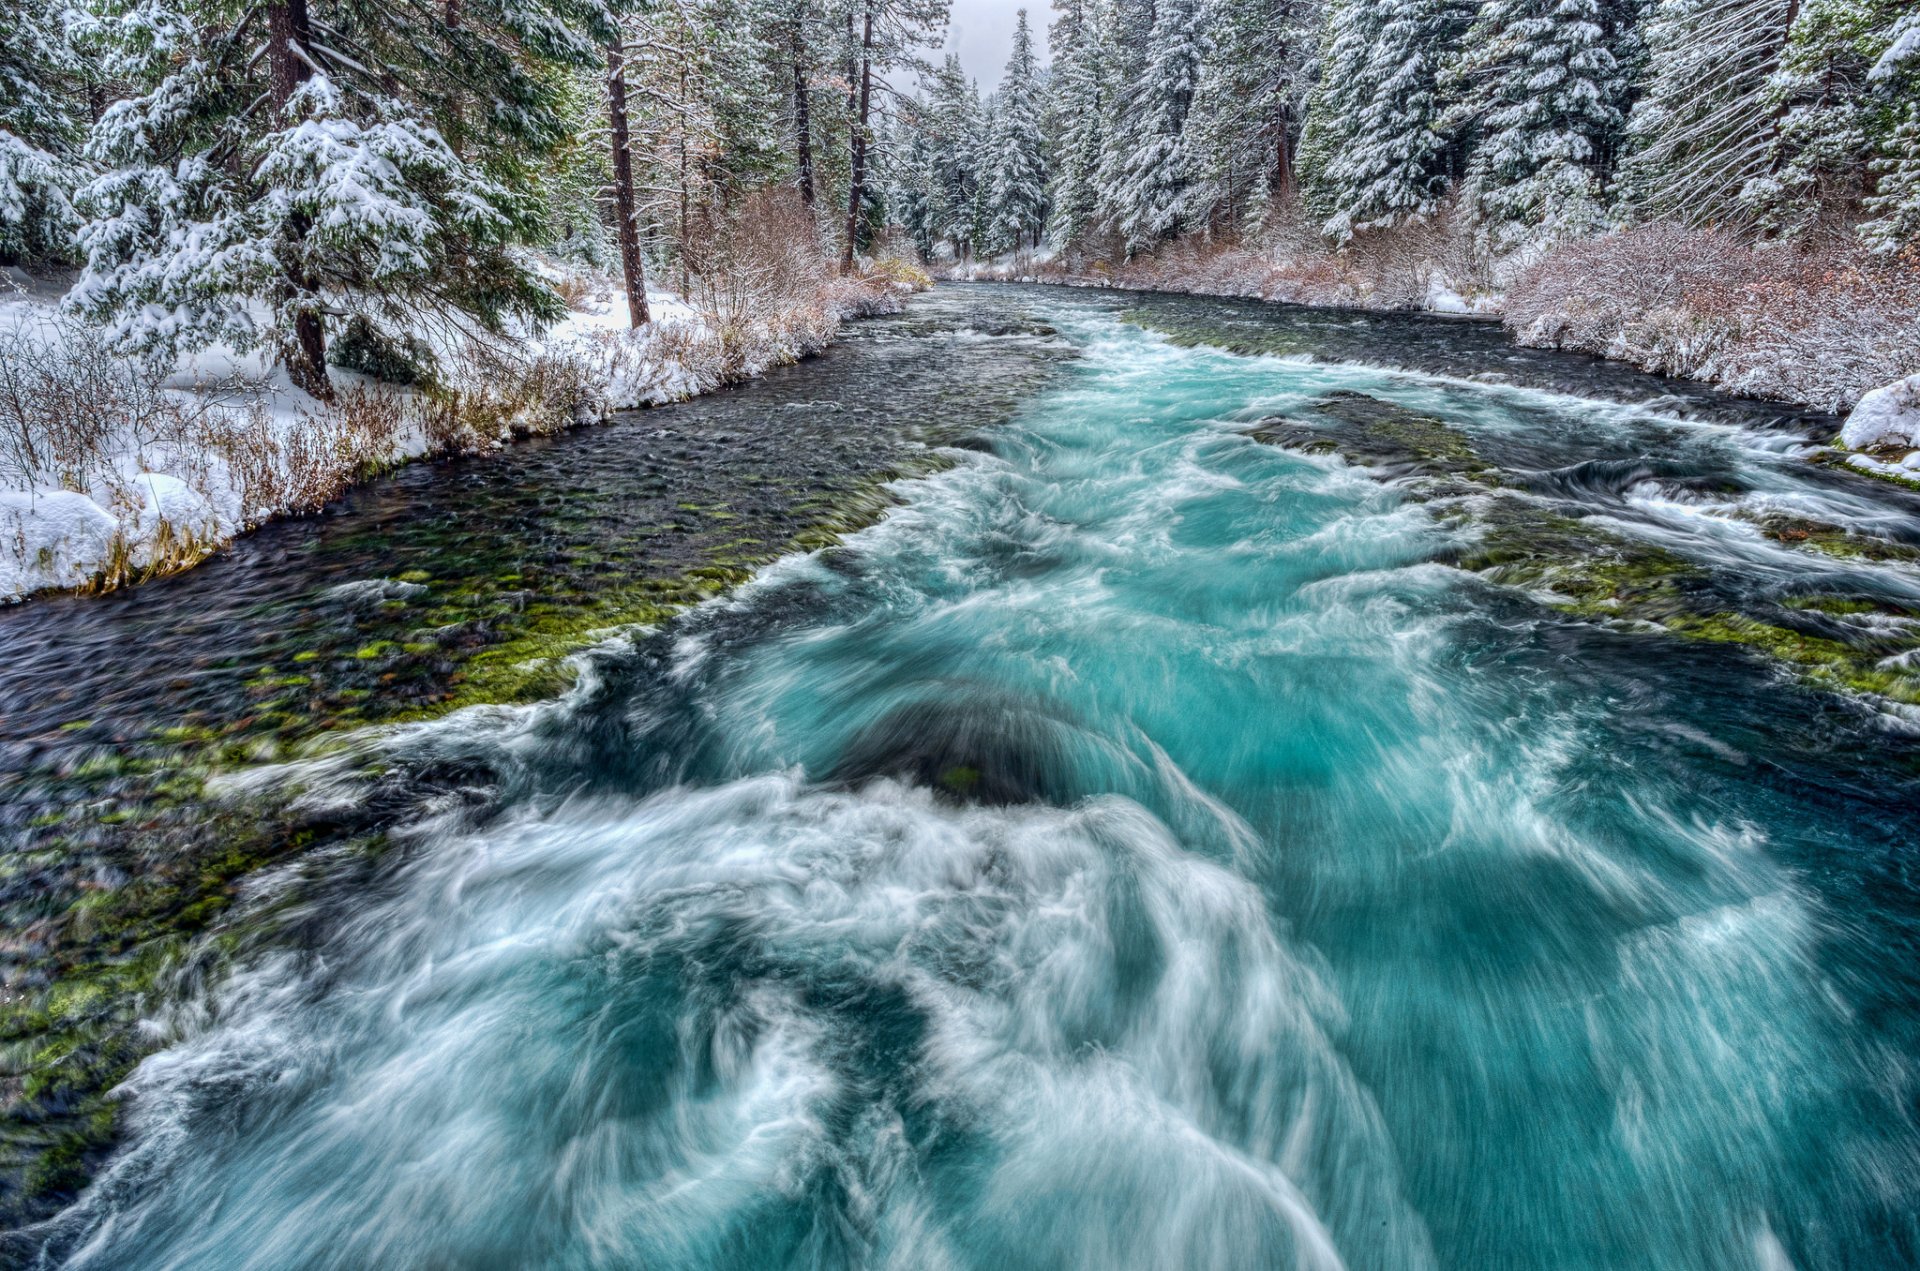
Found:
<box><xmin>1446</xmin><ymin>0</ymin><xmax>1633</xmax><ymax>254</ymax></box>
<box><xmin>1862</xmin><ymin>12</ymin><xmax>1920</xmax><ymax>252</ymax></box>
<box><xmin>1306</xmin><ymin>0</ymin><xmax>1470</xmax><ymax>241</ymax></box>
<box><xmin>1043</xmin><ymin>0</ymin><xmax>1105</xmax><ymax>249</ymax></box>
<box><xmin>1186</xmin><ymin>0</ymin><xmax>1316</xmax><ymax>236</ymax></box>
<box><xmin>1101</xmin><ymin>0</ymin><xmax>1206</xmax><ymax>254</ymax></box>
<box><xmin>986</xmin><ymin>10</ymin><xmax>1047</xmax><ymax>253</ymax></box>
<box><xmin>1617</xmin><ymin>0</ymin><xmax>1800</xmax><ymax>225</ymax></box>
<box><xmin>0</xmin><ymin>0</ymin><xmax>87</xmax><ymax>263</ymax></box>
<box><xmin>69</xmin><ymin>0</ymin><xmax>612</xmax><ymax>394</ymax></box>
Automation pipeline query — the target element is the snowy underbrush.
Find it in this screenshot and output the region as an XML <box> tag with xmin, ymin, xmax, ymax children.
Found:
<box><xmin>1506</xmin><ymin>226</ymin><xmax>1920</xmax><ymax>411</ymax></box>
<box><xmin>0</xmin><ymin>218</ymin><xmax>923</xmax><ymax>602</ymax></box>
<box><xmin>941</xmin><ymin>211</ymin><xmax>1500</xmax><ymax>316</ymax></box>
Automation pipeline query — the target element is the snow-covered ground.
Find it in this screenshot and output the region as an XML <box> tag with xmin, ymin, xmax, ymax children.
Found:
<box><xmin>1</xmin><ymin>266</ymin><xmax>909</xmax><ymax>603</ymax></box>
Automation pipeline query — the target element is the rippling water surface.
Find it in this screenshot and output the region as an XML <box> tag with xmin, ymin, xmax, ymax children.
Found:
<box><xmin>21</xmin><ymin>287</ymin><xmax>1920</xmax><ymax>1268</ymax></box>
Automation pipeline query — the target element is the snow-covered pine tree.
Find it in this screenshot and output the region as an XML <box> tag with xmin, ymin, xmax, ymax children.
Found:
<box><xmin>1445</xmin><ymin>0</ymin><xmax>1634</xmax><ymax>256</ymax></box>
<box><xmin>1617</xmin><ymin>0</ymin><xmax>1800</xmax><ymax>226</ymax></box>
<box><xmin>968</xmin><ymin>89</ymin><xmax>1000</xmax><ymax>254</ymax></box>
<box><xmin>986</xmin><ymin>10</ymin><xmax>1047</xmax><ymax>254</ymax></box>
<box><xmin>1090</xmin><ymin>0</ymin><xmax>1154</xmax><ymax>238</ymax></box>
<box><xmin>1185</xmin><ymin>0</ymin><xmax>1317</xmax><ymax>237</ymax></box>
<box><xmin>925</xmin><ymin>53</ymin><xmax>983</xmax><ymax>257</ymax></box>
<box><xmin>1862</xmin><ymin>11</ymin><xmax>1920</xmax><ymax>252</ymax></box>
<box><xmin>887</xmin><ymin>97</ymin><xmax>940</xmax><ymax>258</ymax></box>
<box><xmin>1102</xmin><ymin>0</ymin><xmax>1206</xmax><ymax>254</ymax></box>
<box><xmin>1744</xmin><ymin>0</ymin><xmax>1912</xmax><ymax>237</ymax></box>
<box><xmin>0</xmin><ymin>0</ymin><xmax>88</xmax><ymax>263</ymax></box>
<box><xmin>1042</xmin><ymin>0</ymin><xmax>1105</xmax><ymax>250</ymax></box>
<box><xmin>69</xmin><ymin>0</ymin><xmax>612</xmax><ymax>395</ymax></box>
<box><xmin>1307</xmin><ymin>0</ymin><xmax>1470</xmax><ymax>242</ymax></box>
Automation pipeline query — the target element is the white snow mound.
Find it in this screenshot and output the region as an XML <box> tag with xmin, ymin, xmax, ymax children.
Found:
<box><xmin>1840</xmin><ymin>374</ymin><xmax>1920</xmax><ymax>450</ymax></box>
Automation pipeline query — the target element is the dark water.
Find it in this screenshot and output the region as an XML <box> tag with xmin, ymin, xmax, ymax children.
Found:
<box><xmin>8</xmin><ymin>286</ymin><xmax>1920</xmax><ymax>1268</ymax></box>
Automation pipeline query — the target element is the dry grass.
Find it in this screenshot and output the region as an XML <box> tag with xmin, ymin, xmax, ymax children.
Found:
<box><xmin>958</xmin><ymin>204</ymin><xmax>1494</xmax><ymax>312</ymax></box>
<box><xmin>1508</xmin><ymin>227</ymin><xmax>1920</xmax><ymax>409</ymax></box>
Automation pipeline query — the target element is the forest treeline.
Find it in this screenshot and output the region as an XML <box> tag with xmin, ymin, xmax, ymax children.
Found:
<box><xmin>1</xmin><ymin>0</ymin><xmax>1917</xmax><ymax>396</ymax></box>
<box><xmin>903</xmin><ymin>0</ymin><xmax>1920</xmax><ymax>266</ymax></box>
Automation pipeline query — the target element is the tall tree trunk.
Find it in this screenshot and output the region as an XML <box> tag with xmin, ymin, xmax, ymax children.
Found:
<box><xmin>606</xmin><ymin>41</ymin><xmax>651</xmax><ymax>327</ymax></box>
<box><xmin>1273</xmin><ymin>100</ymin><xmax>1296</xmax><ymax>206</ymax></box>
<box><xmin>841</xmin><ymin>1</ymin><xmax>873</xmax><ymax>274</ymax></box>
<box><xmin>444</xmin><ymin>0</ymin><xmax>465</xmax><ymax>156</ymax></box>
<box><xmin>267</xmin><ymin>0</ymin><xmax>331</xmax><ymax>400</ymax></box>
<box><xmin>791</xmin><ymin>21</ymin><xmax>815</xmax><ymax>207</ymax></box>
<box><xmin>679</xmin><ymin>60</ymin><xmax>691</xmax><ymax>297</ymax></box>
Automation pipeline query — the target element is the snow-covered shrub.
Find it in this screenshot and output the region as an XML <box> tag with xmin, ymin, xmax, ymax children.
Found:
<box><xmin>0</xmin><ymin>314</ymin><xmax>209</xmax><ymax>496</ymax></box>
<box><xmin>1508</xmin><ymin>225</ymin><xmax>1920</xmax><ymax>409</ymax></box>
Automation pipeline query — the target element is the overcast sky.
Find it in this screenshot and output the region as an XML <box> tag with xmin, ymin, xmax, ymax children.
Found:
<box><xmin>941</xmin><ymin>0</ymin><xmax>1050</xmax><ymax>91</ymax></box>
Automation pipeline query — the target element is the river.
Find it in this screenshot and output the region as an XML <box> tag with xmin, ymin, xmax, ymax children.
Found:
<box><xmin>6</xmin><ymin>285</ymin><xmax>1920</xmax><ymax>1268</ymax></box>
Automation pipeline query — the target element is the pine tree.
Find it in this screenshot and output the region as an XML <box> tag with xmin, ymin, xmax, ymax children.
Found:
<box><xmin>1307</xmin><ymin>0</ymin><xmax>1470</xmax><ymax>242</ymax></box>
<box><xmin>0</xmin><ymin>0</ymin><xmax>87</xmax><ymax>263</ymax></box>
<box><xmin>69</xmin><ymin>0</ymin><xmax>612</xmax><ymax>394</ymax></box>
<box><xmin>1446</xmin><ymin>0</ymin><xmax>1634</xmax><ymax>255</ymax></box>
<box><xmin>1185</xmin><ymin>0</ymin><xmax>1316</xmax><ymax>237</ymax></box>
<box><xmin>986</xmin><ymin>10</ymin><xmax>1047</xmax><ymax>253</ymax></box>
<box><xmin>1617</xmin><ymin>0</ymin><xmax>1800</xmax><ymax>226</ymax></box>
<box><xmin>1861</xmin><ymin>11</ymin><xmax>1920</xmax><ymax>252</ymax></box>
<box><xmin>837</xmin><ymin>0</ymin><xmax>948</xmax><ymax>270</ymax></box>
<box><xmin>924</xmin><ymin>53</ymin><xmax>983</xmax><ymax>257</ymax></box>
<box><xmin>1101</xmin><ymin>0</ymin><xmax>1206</xmax><ymax>254</ymax></box>
<box><xmin>1042</xmin><ymin>0</ymin><xmax>1105</xmax><ymax>249</ymax></box>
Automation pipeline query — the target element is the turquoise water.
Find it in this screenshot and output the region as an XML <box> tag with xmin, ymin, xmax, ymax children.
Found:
<box><xmin>31</xmin><ymin>292</ymin><xmax>1920</xmax><ymax>1268</ymax></box>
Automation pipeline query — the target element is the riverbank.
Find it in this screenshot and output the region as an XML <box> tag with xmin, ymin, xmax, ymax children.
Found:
<box><xmin>0</xmin><ymin>260</ymin><xmax>926</xmax><ymax>605</ymax></box>
<box><xmin>945</xmin><ymin>223</ymin><xmax>1920</xmax><ymax>416</ymax></box>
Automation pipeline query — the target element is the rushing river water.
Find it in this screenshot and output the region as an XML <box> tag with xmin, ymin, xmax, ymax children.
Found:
<box><xmin>9</xmin><ymin>286</ymin><xmax>1920</xmax><ymax>1268</ymax></box>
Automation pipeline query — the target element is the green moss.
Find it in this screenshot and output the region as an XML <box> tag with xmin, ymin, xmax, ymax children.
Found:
<box><xmin>1120</xmin><ymin>309</ymin><xmax>1312</xmax><ymax>359</ymax></box>
<box><xmin>1665</xmin><ymin>613</ymin><xmax>1920</xmax><ymax>705</ymax></box>
<box><xmin>1755</xmin><ymin>514</ymin><xmax>1920</xmax><ymax>563</ymax></box>
<box><xmin>1459</xmin><ymin>499</ymin><xmax>1700</xmax><ymax>617</ymax></box>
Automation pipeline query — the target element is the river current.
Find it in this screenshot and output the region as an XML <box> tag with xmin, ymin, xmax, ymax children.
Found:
<box><xmin>13</xmin><ymin>286</ymin><xmax>1920</xmax><ymax>1268</ymax></box>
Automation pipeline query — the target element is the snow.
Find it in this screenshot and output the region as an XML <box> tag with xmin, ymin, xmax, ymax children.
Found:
<box><xmin>2</xmin><ymin>261</ymin><xmax>900</xmax><ymax>603</ymax></box>
<box><xmin>1839</xmin><ymin>374</ymin><xmax>1920</xmax><ymax>451</ymax></box>
<box><xmin>0</xmin><ymin>490</ymin><xmax>121</xmax><ymax>598</ymax></box>
<box><xmin>1872</xmin><ymin>15</ymin><xmax>1920</xmax><ymax>82</ymax></box>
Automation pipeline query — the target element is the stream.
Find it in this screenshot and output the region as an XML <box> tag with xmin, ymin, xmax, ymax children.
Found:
<box><xmin>6</xmin><ymin>285</ymin><xmax>1920</xmax><ymax>1268</ymax></box>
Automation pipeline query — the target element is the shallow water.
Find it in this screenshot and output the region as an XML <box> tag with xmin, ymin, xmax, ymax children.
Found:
<box><xmin>15</xmin><ymin>286</ymin><xmax>1920</xmax><ymax>1268</ymax></box>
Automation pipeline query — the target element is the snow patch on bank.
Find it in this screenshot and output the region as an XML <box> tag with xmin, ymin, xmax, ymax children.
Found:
<box><xmin>2</xmin><ymin>262</ymin><xmax>912</xmax><ymax>603</ymax></box>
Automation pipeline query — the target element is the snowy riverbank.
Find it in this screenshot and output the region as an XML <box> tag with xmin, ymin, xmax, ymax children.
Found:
<box><xmin>0</xmin><ymin>266</ymin><xmax>919</xmax><ymax>604</ymax></box>
<box><xmin>943</xmin><ymin>224</ymin><xmax>1920</xmax><ymax>419</ymax></box>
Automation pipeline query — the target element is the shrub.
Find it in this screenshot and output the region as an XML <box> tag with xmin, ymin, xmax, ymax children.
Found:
<box><xmin>327</xmin><ymin>315</ymin><xmax>439</xmax><ymax>388</ymax></box>
<box><xmin>1508</xmin><ymin>226</ymin><xmax>1920</xmax><ymax>409</ymax></box>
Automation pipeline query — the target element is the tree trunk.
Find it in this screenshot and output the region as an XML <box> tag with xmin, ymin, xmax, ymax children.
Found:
<box><xmin>606</xmin><ymin>41</ymin><xmax>651</xmax><ymax>327</ymax></box>
<box><xmin>841</xmin><ymin>1</ymin><xmax>873</xmax><ymax>274</ymax></box>
<box><xmin>1273</xmin><ymin>101</ymin><xmax>1295</xmax><ymax>206</ymax></box>
<box><xmin>444</xmin><ymin>0</ymin><xmax>465</xmax><ymax>156</ymax></box>
<box><xmin>679</xmin><ymin>60</ymin><xmax>691</xmax><ymax>297</ymax></box>
<box><xmin>267</xmin><ymin>0</ymin><xmax>331</xmax><ymax>400</ymax></box>
<box><xmin>790</xmin><ymin>16</ymin><xmax>815</xmax><ymax>207</ymax></box>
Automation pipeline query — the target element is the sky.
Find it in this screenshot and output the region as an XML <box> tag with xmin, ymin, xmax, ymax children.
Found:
<box><xmin>941</xmin><ymin>0</ymin><xmax>1050</xmax><ymax>91</ymax></box>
